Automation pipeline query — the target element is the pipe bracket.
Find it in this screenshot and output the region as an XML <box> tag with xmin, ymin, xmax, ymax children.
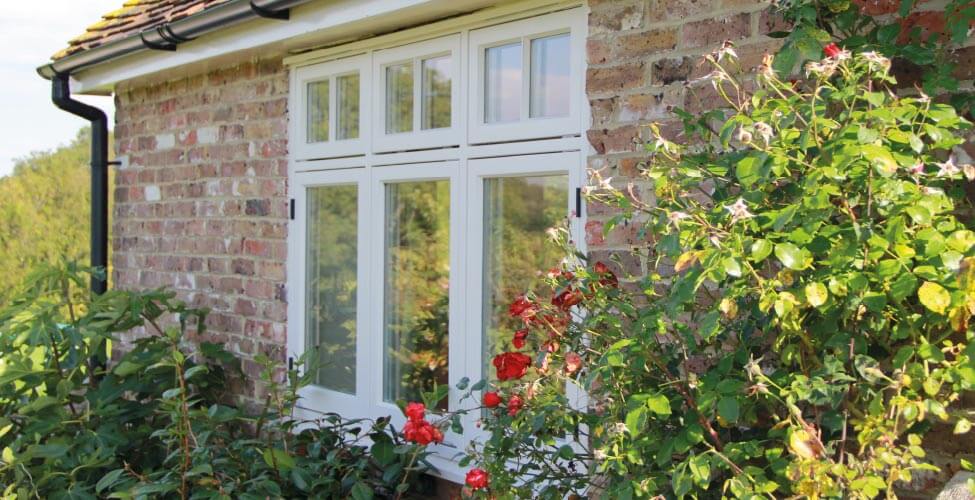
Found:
<box><xmin>250</xmin><ymin>0</ymin><xmax>289</xmax><ymax>20</ymax></box>
<box><xmin>139</xmin><ymin>30</ymin><xmax>176</xmax><ymax>51</ymax></box>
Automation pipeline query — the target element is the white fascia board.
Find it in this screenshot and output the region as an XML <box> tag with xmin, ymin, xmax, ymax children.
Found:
<box><xmin>71</xmin><ymin>0</ymin><xmax>503</xmax><ymax>94</ymax></box>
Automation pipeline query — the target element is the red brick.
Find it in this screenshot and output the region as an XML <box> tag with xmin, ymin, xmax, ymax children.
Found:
<box><xmin>681</xmin><ymin>13</ymin><xmax>752</xmax><ymax>50</ymax></box>
<box><xmin>587</xmin><ymin>63</ymin><xmax>647</xmax><ymax>94</ymax></box>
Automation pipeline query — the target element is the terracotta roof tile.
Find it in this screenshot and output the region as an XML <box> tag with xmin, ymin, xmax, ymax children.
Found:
<box><xmin>51</xmin><ymin>0</ymin><xmax>233</xmax><ymax>61</ymax></box>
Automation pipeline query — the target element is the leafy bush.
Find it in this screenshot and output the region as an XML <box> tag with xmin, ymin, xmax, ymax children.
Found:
<box><xmin>454</xmin><ymin>46</ymin><xmax>975</xmax><ymax>498</ymax></box>
<box><xmin>0</xmin><ymin>266</ymin><xmax>433</xmax><ymax>499</ymax></box>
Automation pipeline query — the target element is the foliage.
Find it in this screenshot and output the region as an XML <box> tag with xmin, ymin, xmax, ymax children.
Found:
<box><xmin>450</xmin><ymin>47</ymin><xmax>975</xmax><ymax>498</ymax></box>
<box><xmin>773</xmin><ymin>0</ymin><xmax>975</xmax><ymax>113</ymax></box>
<box><xmin>0</xmin><ymin>265</ymin><xmax>433</xmax><ymax>499</ymax></box>
<box><xmin>0</xmin><ymin>128</ymin><xmax>112</xmax><ymax>306</ymax></box>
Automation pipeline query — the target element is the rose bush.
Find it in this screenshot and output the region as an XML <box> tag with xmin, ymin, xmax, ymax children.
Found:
<box><xmin>445</xmin><ymin>42</ymin><xmax>975</xmax><ymax>499</ymax></box>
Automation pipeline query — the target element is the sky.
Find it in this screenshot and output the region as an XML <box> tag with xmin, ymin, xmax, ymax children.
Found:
<box><xmin>0</xmin><ymin>0</ymin><xmax>120</xmax><ymax>177</ymax></box>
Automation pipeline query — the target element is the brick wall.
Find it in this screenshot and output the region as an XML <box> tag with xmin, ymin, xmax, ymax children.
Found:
<box><xmin>112</xmin><ymin>57</ymin><xmax>290</xmax><ymax>402</ymax></box>
<box><xmin>584</xmin><ymin>0</ymin><xmax>786</xmax><ymax>276</ymax></box>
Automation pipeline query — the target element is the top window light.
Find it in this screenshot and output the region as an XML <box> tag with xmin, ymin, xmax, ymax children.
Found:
<box><xmin>293</xmin><ymin>54</ymin><xmax>370</xmax><ymax>160</ymax></box>
<box><xmin>373</xmin><ymin>34</ymin><xmax>462</xmax><ymax>153</ymax></box>
<box><xmin>468</xmin><ymin>9</ymin><xmax>584</xmax><ymax>144</ymax></box>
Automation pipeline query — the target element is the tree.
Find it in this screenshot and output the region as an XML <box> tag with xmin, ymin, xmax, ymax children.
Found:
<box><xmin>0</xmin><ymin>128</ymin><xmax>112</xmax><ymax>305</ymax></box>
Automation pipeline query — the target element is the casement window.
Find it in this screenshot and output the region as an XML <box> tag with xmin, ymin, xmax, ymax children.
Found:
<box><xmin>287</xmin><ymin>6</ymin><xmax>587</xmax><ymax>481</ymax></box>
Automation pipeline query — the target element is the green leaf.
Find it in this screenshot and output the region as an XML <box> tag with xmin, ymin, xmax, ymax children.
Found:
<box><xmin>805</xmin><ymin>282</ymin><xmax>828</xmax><ymax>307</ymax></box>
<box><xmin>96</xmin><ymin>469</ymin><xmax>126</xmax><ymax>493</ymax></box>
<box><xmin>717</xmin><ymin>397</ymin><xmax>740</xmax><ymax>423</ymax></box>
<box><xmin>646</xmin><ymin>393</ymin><xmax>672</xmax><ymax>416</ymax></box>
<box><xmin>890</xmin><ymin>273</ymin><xmax>918</xmax><ymax>301</ymax></box>
<box><xmin>625</xmin><ymin>406</ymin><xmax>647</xmax><ymax>436</ymax></box>
<box><xmin>775</xmin><ymin>243</ymin><xmax>811</xmax><ymax>270</ymax></box>
<box><xmin>722</xmin><ymin>257</ymin><xmax>742</xmax><ymax>278</ymax></box>
<box><xmin>262</xmin><ymin>448</ymin><xmax>296</xmax><ymax>471</ymax></box>
<box><xmin>351</xmin><ymin>482</ymin><xmax>374</xmax><ymax>500</ymax></box>
<box><xmin>750</xmin><ymin>239</ymin><xmax>773</xmax><ymax>262</ymax></box>
<box><xmin>371</xmin><ymin>439</ymin><xmax>395</xmax><ymax>466</ymax></box>
<box><xmin>918</xmin><ymin>281</ymin><xmax>951</xmax><ymax>315</ymax></box>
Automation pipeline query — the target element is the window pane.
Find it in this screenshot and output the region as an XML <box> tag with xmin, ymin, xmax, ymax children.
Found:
<box><xmin>383</xmin><ymin>181</ymin><xmax>450</xmax><ymax>410</ymax></box>
<box><xmin>307</xmin><ymin>80</ymin><xmax>329</xmax><ymax>143</ymax></box>
<box><xmin>336</xmin><ymin>73</ymin><xmax>360</xmax><ymax>140</ymax></box>
<box><xmin>484</xmin><ymin>43</ymin><xmax>522</xmax><ymax>124</ymax></box>
<box><xmin>305</xmin><ymin>184</ymin><xmax>358</xmax><ymax>394</ymax></box>
<box><xmin>421</xmin><ymin>56</ymin><xmax>452</xmax><ymax>130</ymax></box>
<box><xmin>530</xmin><ymin>33</ymin><xmax>571</xmax><ymax>118</ymax></box>
<box><xmin>386</xmin><ymin>63</ymin><xmax>414</xmax><ymax>134</ymax></box>
<box><xmin>482</xmin><ymin>175</ymin><xmax>568</xmax><ymax>379</ymax></box>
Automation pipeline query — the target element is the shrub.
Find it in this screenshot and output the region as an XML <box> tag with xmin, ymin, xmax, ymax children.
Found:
<box><xmin>0</xmin><ymin>265</ymin><xmax>433</xmax><ymax>499</ymax></box>
<box><xmin>457</xmin><ymin>46</ymin><xmax>975</xmax><ymax>498</ymax></box>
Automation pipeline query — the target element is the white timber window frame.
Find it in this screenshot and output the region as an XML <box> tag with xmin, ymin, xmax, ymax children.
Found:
<box><xmin>286</xmin><ymin>3</ymin><xmax>589</xmax><ymax>483</ymax></box>
<box><xmin>293</xmin><ymin>54</ymin><xmax>371</xmax><ymax>160</ymax></box>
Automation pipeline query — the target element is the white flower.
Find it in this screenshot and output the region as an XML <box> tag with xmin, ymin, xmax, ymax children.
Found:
<box><xmin>654</xmin><ymin>136</ymin><xmax>675</xmax><ymax>154</ymax></box>
<box><xmin>922</xmin><ymin>186</ymin><xmax>945</xmax><ymax>196</ymax></box>
<box><xmin>757</xmin><ymin>53</ymin><xmax>776</xmax><ymax>82</ymax></box>
<box><xmin>713</xmin><ymin>40</ymin><xmax>738</xmax><ymax>62</ymax></box>
<box><xmin>833</xmin><ymin>49</ymin><xmax>852</xmax><ymax>62</ymax></box>
<box><xmin>861</xmin><ymin>51</ymin><xmax>890</xmax><ymax>71</ymax></box>
<box><xmin>909</xmin><ymin>161</ymin><xmax>926</xmax><ymax>177</ymax></box>
<box><xmin>667</xmin><ymin>211</ymin><xmax>690</xmax><ymax>227</ymax></box>
<box><xmin>724</xmin><ymin>198</ymin><xmax>753</xmax><ymax>223</ymax></box>
<box><xmin>964</xmin><ymin>164</ymin><xmax>975</xmax><ymax>181</ymax></box>
<box><xmin>736</xmin><ymin>127</ymin><xmax>753</xmax><ymax>143</ymax></box>
<box><xmin>937</xmin><ymin>156</ymin><xmax>961</xmax><ymax>177</ymax></box>
<box><xmin>546</xmin><ymin>227</ymin><xmax>560</xmax><ymax>240</ymax></box>
<box><xmin>594</xmin><ymin>449</ymin><xmax>608</xmax><ymax>461</ymax></box>
<box><xmin>753</xmin><ymin>122</ymin><xmax>774</xmax><ymax>145</ymax></box>
<box><xmin>805</xmin><ymin>59</ymin><xmax>838</xmax><ymax>78</ymax></box>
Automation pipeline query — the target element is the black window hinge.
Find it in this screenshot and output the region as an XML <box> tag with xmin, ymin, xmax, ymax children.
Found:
<box><xmin>288</xmin><ymin>356</ymin><xmax>294</xmax><ymax>371</ymax></box>
<box><xmin>289</xmin><ymin>199</ymin><xmax>295</xmax><ymax>220</ymax></box>
<box><xmin>575</xmin><ymin>187</ymin><xmax>582</xmax><ymax>218</ymax></box>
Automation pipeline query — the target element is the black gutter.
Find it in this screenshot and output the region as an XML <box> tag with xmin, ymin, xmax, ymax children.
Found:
<box><xmin>52</xmin><ymin>75</ymin><xmax>109</xmax><ymax>296</ymax></box>
<box><xmin>37</xmin><ymin>0</ymin><xmax>312</xmax><ymax>80</ymax></box>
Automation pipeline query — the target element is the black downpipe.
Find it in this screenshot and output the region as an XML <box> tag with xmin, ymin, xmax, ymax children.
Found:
<box><xmin>51</xmin><ymin>74</ymin><xmax>109</xmax><ymax>297</ymax></box>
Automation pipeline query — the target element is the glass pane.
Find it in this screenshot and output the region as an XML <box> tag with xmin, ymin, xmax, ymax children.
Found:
<box><xmin>484</xmin><ymin>42</ymin><xmax>522</xmax><ymax>124</ymax></box>
<box><xmin>482</xmin><ymin>175</ymin><xmax>568</xmax><ymax>380</ymax></box>
<box><xmin>305</xmin><ymin>184</ymin><xmax>358</xmax><ymax>394</ymax></box>
<box><xmin>306</xmin><ymin>80</ymin><xmax>329</xmax><ymax>143</ymax></box>
<box><xmin>336</xmin><ymin>73</ymin><xmax>360</xmax><ymax>140</ymax></box>
<box><xmin>421</xmin><ymin>55</ymin><xmax>452</xmax><ymax>130</ymax></box>
<box><xmin>383</xmin><ymin>181</ymin><xmax>450</xmax><ymax>410</ymax></box>
<box><xmin>386</xmin><ymin>62</ymin><xmax>414</xmax><ymax>134</ymax></box>
<box><xmin>530</xmin><ymin>33</ymin><xmax>571</xmax><ymax>118</ymax></box>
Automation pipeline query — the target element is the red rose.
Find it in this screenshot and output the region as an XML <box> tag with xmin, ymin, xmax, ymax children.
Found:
<box><xmin>483</xmin><ymin>391</ymin><xmax>502</xmax><ymax>408</ymax></box>
<box><xmin>507</xmin><ymin>394</ymin><xmax>524</xmax><ymax>416</ymax></box>
<box><xmin>493</xmin><ymin>352</ymin><xmax>532</xmax><ymax>381</ymax></box>
<box><xmin>565</xmin><ymin>352</ymin><xmax>583</xmax><ymax>374</ymax></box>
<box><xmin>552</xmin><ymin>287</ymin><xmax>584</xmax><ymax>311</ymax></box>
<box><xmin>508</xmin><ymin>296</ymin><xmax>537</xmax><ymax>321</ymax></box>
<box><xmin>405</xmin><ymin>402</ymin><xmax>426</xmax><ymax>422</ymax></box>
<box><xmin>823</xmin><ymin>42</ymin><xmax>841</xmax><ymax>58</ymax></box>
<box><xmin>403</xmin><ymin>419</ymin><xmax>443</xmax><ymax>445</ymax></box>
<box><xmin>593</xmin><ymin>261</ymin><xmax>619</xmax><ymax>288</ymax></box>
<box><xmin>512</xmin><ymin>329</ymin><xmax>529</xmax><ymax>349</ymax></box>
<box><xmin>465</xmin><ymin>468</ymin><xmax>490</xmax><ymax>490</ymax></box>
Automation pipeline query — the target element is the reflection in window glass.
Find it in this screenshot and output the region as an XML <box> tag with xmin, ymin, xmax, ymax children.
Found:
<box><xmin>386</xmin><ymin>63</ymin><xmax>414</xmax><ymax>134</ymax></box>
<box><xmin>482</xmin><ymin>175</ymin><xmax>567</xmax><ymax>380</ymax></box>
<box><xmin>307</xmin><ymin>80</ymin><xmax>329</xmax><ymax>143</ymax></box>
<box><xmin>530</xmin><ymin>33</ymin><xmax>571</xmax><ymax>118</ymax></box>
<box><xmin>384</xmin><ymin>181</ymin><xmax>450</xmax><ymax>410</ymax></box>
<box><xmin>422</xmin><ymin>56</ymin><xmax>452</xmax><ymax>130</ymax></box>
<box><xmin>306</xmin><ymin>185</ymin><xmax>358</xmax><ymax>394</ymax></box>
<box><xmin>336</xmin><ymin>73</ymin><xmax>360</xmax><ymax>140</ymax></box>
<box><xmin>484</xmin><ymin>43</ymin><xmax>522</xmax><ymax>124</ymax></box>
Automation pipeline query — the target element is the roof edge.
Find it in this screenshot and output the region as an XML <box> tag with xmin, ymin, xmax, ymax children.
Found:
<box><xmin>37</xmin><ymin>0</ymin><xmax>315</xmax><ymax>80</ymax></box>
